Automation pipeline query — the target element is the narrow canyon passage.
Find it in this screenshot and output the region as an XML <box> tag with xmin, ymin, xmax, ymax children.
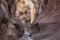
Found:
<box><xmin>0</xmin><ymin>0</ymin><xmax>60</xmax><ymax>40</ymax></box>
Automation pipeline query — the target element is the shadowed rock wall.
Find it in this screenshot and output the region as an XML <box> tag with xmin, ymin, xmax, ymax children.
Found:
<box><xmin>0</xmin><ymin>0</ymin><xmax>24</xmax><ymax>40</ymax></box>
<box><xmin>30</xmin><ymin>0</ymin><xmax>60</xmax><ymax>40</ymax></box>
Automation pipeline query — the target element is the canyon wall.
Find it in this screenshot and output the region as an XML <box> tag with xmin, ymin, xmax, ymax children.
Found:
<box><xmin>30</xmin><ymin>0</ymin><xmax>60</xmax><ymax>40</ymax></box>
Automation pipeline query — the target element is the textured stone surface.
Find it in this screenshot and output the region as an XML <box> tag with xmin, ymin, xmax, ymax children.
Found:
<box><xmin>30</xmin><ymin>0</ymin><xmax>60</xmax><ymax>40</ymax></box>
<box><xmin>0</xmin><ymin>0</ymin><xmax>24</xmax><ymax>40</ymax></box>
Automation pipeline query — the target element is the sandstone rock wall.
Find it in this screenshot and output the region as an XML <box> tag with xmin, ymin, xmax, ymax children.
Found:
<box><xmin>30</xmin><ymin>0</ymin><xmax>60</xmax><ymax>40</ymax></box>
<box><xmin>0</xmin><ymin>0</ymin><xmax>24</xmax><ymax>40</ymax></box>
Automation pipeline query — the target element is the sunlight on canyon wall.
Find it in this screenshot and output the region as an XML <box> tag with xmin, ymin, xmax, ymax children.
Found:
<box><xmin>15</xmin><ymin>0</ymin><xmax>39</xmax><ymax>26</ymax></box>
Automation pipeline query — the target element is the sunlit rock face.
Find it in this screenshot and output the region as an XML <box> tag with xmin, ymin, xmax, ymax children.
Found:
<box><xmin>15</xmin><ymin>0</ymin><xmax>47</xmax><ymax>26</ymax></box>
<box><xmin>15</xmin><ymin>0</ymin><xmax>47</xmax><ymax>34</ymax></box>
<box><xmin>15</xmin><ymin>0</ymin><xmax>39</xmax><ymax>26</ymax></box>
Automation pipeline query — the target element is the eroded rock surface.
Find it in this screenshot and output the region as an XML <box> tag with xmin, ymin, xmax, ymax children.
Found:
<box><xmin>30</xmin><ymin>0</ymin><xmax>60</xmax><ymax>40</ymax></box>
<box><xmin>0</xmin><ymin>0</ymin><xmax>24</xmax><ymax>40</ymax></box>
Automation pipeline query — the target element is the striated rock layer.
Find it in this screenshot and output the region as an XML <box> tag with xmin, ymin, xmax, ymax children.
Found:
<box><xmin>30</xmin><ymin>0</ymin><xmax>60</xmax><ymax>40</ymax></box>
<box><xmin>0</xmin><ymin>0</ymin><xmax>24</xmax><ymax>40</ymax></box>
